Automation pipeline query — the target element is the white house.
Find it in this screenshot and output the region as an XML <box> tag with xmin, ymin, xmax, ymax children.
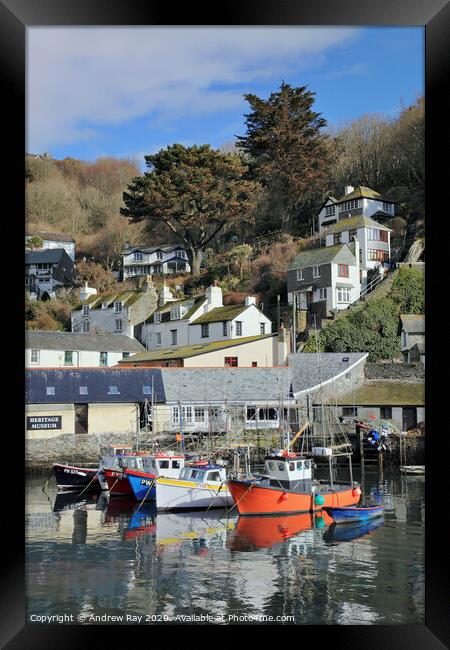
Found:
<box><xmin>25</xmin><ymin>331</ymin><xmax>145</xmax><ymax>368</ymax></box>
<box><xmin>141</xmin><ymin>283</ymin><xmax>272</xmax><ymax>351</ymax></box>
<box><xmin>122</xmin><ymin>245</ymin><xmax>191</xmax><ymax>279</ymax></box>
<box><xmin>317</xmin><ymin>185</ymin><xmax>396</xmax><ymax>231</ymax></box>
<box><xmin>25</xmin><ymin>248</ymin><xmax>75</xmax><ymax>300</ymax></box>
<box><xmin>400</xmin><ymin>314</ymin><xmax>425</xmax><ymax>364</ymax></box>
<box><xmin>25</xmin><ymin>231</ymin><xmax>76</xmax><ymax>261</ymax></box>
<box><xmin>71</xmin><ymin>276</ymin><xmax>158</xmax><ymax>340</ymax></box>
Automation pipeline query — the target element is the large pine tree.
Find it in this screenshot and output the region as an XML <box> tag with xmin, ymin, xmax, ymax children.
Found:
<box><xmin>237</xmin><ymin>82</ymin><xmax>331</xmax><ymax>234</ymax></box>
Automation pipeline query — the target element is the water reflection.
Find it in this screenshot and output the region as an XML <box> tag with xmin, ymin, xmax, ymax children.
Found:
<box><xmin>26</xmin><ymin>471</ymin><xmax>425</xmax><ymax>625</ymax></box>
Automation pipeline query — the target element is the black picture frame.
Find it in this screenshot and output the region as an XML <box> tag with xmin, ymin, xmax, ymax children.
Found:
<box><xmin>2</xmin><ymin>0</ymin><xmax>448</xmax><ymax>647</ymax></box>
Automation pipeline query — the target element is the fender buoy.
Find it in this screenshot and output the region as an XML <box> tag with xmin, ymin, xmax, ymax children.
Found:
<box><xmin>278</xmin><ymin>492</ymin><xmax>288</xmax><ymax>502</ymax></box>
<box><xmin>352</xmin><ymin>486</ymin><xmax>362</xmax><ymax>498</ymax></box>
<box><xmin>314</xmin><ymin>494</ymin><xmax>325</xmax><ymax>506</ymax></box>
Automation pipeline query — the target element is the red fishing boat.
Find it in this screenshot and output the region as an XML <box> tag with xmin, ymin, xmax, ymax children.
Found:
<box><xmin>227</xmin><ymin>452</ymin><xmax>361</xmax><ymax>516</ymax></box>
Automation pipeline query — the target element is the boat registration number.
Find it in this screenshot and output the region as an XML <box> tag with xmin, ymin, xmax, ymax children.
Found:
<box><xmin>63</xmin><ymin>469</ymin><xmax>86</xmax><ymax>476</ymax></box>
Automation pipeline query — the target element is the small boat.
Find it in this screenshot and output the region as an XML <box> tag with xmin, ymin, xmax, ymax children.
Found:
<box><xmin>52</xmin><ymin>463</ymin><xmax>101</xmax><ymax>492</ymax></box>
<box><xmin>98</xmin><ymin>445</ymin><xmax>133</xmax><ymax>490</ymax></box>
<box><xmin>103</xmin><ymin>451</ymin><xmax>153</xmax><ymax>497</ymax></box>
<box><xmin>323</xmin><ymin>517</ymin><xmax>385</xmax><ymax>543</ymax></box>
<box><xmin>156</xmin><ymin>463</ymin><xmax>233</xmax><ymax>511</ymax></box>
<box><xmin>126</xmin><ymin>452</ymin><xmax>186</xmax><ymax>501</ymax></box>
<box><xmin>400</xmin><ymin>465</ymin><xmax>425</xmax><ymax>475</ymax></box>
<box><xmin>323</xmin><ymin>504</ymin><xmax>384</xmax><ymax>524</ymax></box>
<box><xmin>227</xmin><ymin>452</ymin><xmax>360</xmax><ymax>516</ymax></box>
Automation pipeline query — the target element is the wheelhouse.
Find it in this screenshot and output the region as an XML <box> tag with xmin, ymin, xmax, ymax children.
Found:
<box><xmin>142</xmin><ymin>453</ymin><xmax>186</xmax><ymax>478</ymax></box>
<box><xmin>263</xmin><ymin>454</ymin><xmax>313</xmax><ymax>490</ymax></box>
<box><xmin>179</xmin><ymin>464</ymin><xmax>226</xmax><ymax>484</ymax></box>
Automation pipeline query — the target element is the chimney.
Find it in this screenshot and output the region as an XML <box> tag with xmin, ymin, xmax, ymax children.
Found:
<box><xmin>158</xmin><ymin>282</ymin><xmax>174</xmax><ymax>307</ymax></box>
<box><xmin>344</xmin><ymin>185</ymin><xmax>354</xmax><ymax>196</ymax></box>
<box><xmin>245</xmin><ymin>296</ymin><xmax>256</xmax><ymax>307</ymax></box>
<box><xmin>204</xmin><ymin>283</ymin><xmax>223</xmax><ymax>312</ymax></box>
<box><xmin>80</xmin><ymin>282</ymin><xmax>97</xmax><ymax>302</ymax></box>
<box><xmin>276</xmin><ymin>324</ymin><xmax>289</xmax><ymax>365</ymax></box>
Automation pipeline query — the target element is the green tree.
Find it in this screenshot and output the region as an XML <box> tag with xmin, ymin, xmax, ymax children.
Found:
<box><xmin>390</xmin><ymin>266</ymin><xmax>425</xmax><ymax>314</ymax></box>
<box><xmin>237</xmin><ymin>82</ymin><xmax>331</xmax><ymax>234</ymax></box>
<box><xmin>26</xmin><ymin>236</ymin><xmax>44</xmax><ymax>249</ymax></box>
<box><xmin>229</xmin><ymin>244</ymin><xmax>253</xmax><ymax>279</ymax></box>
<box><xmin>121</xmin><ymin>144</ymin><xmax>258</xmax><ymax>275</ymax></box>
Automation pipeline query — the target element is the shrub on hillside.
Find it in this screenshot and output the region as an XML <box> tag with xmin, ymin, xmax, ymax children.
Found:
<box><xmin>390</xmin><ymin>266</ymin><xmax>424</xmax><ymax>314</ymax></box>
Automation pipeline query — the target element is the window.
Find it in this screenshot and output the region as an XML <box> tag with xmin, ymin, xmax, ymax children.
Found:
<box><xmin>154</xmin><ymin>312</ymin><xmax>161</xmax><ymax>323</ymax></box>
<box><xmin>171</xmin><ymin>406</ymin><xmax>179</xmax><ymax>424</ymax></box>
<box><xmin>259</xmin><ymin>408</ymin><xmax>278</xmax><ymax>421</ymax></box>
<box><xmin>342</xmin><ymin>406</ymin><xmax>358</xmax><ymax>416</ymax></box>
<box><xmin>246</xmin><ymin>406</ymin><xmax>257</xmax><ymax>421</ymax></box>
<box><xmin>156</xmin><ymin>332</ymin><xmax>162</xmax><ymax>346</ymax></box>
<box><xmin>368</xmin><ymin>249</ymin><xmax>389</xmax><ymax>263</ymax></box>
<box><xmin>296</xmin><ymin>461</ymin><xmax>303</xmax><ymax>470</ymax></box>
<box><xmin>170</xmin><ymin>329</ymin><xmax>177</xmax><ymax>345</ymax></box>
<box><xmin>368</xmin><ymin>228</ymin><xmax>388</xmax><ymax>242</ymax></box>
<box><xmin>30</xmin><ymin>349</ymin><xmax>39</xmax><ymax>364</ymax></box>
<box><xmin>380</xmin><ymin>407</ymin><xmax>392</xmax><ymax>420</ymax></box>
<box><xmin>289</xmin><ymin>462</ymin><xmax>295</xmax><ymax>471</ymax></box>
<box><xmin>82</xmin><ymin>305</ymin><xmax>89</xmax><ymax>316</ymax></box>
<box><xmin>142</xmin><ymin>385</ymin><xmax>151</xmax><ymax>395</ymax></box>
<box><xmin>82</xmin><ymin>321</ymin><xmax>90</xmax><ymax>332</ymax></box>
<box><xmin>313</xmin><ymin>266</ymin><xmax>320</xmax><ymax>278</ymax></box>
<box><xmin>182</xmin><ymin>406</ymin><xmax>193</xmax><ymax>423</ymax></box>
<box><xmin>64</xmin><ymin>351</ymin><xmax>73</xmax><ymax>366</ymax></box>
<box><xmin>334</xmin><ymin>232</ymin><xmax>342</xmax><ymax>244</ymax></box>
<box><xmin>156</xmin><ymin>251</ymin><xmax>163</xmax><ymax>260</ymax></box>
<box><xmin>325</xmin><ymin>205</ymin><xmax>335</xmax><ymax>216</ymax></box>
<box><xmin>114</xmin><ymin>301</ymin><xmax>123</xmax><ymax>313</ymax></box>
<box><xmin>349</xmin><ymin>229</ymin><xmax>357</xmax><ymax>241</ymax></box>
<box><xmin>252</xmin><ymin>361</ymin><xmax>257</xmax><ymax>367</ymax></box>
<box><xmin>134</xmin><ymin>252</ymin><xmax>143</xmax><ymax>261</ymax></box>
<box><xmin>222</xmin><ymin>321</ymin><xmax>228</xmax><ymax>336</ymax></box>
<box><xmin>383</xmin><ymin>202</ymin><xmax>393</xmax><ymax>213</ymax></box>
<box><xmin>338</xmin><ymin>264</ymin><xmax>349</xmax><ymax>277</ymax></box>
<box><xmin>201</xmin><ymin>323</ymin><xmax>209</xmax><ymax>338</ymax></box>
<box><xmin>122</xmin><ymin>352</ymin><xmax>130</xmax><ymax>359</ymax></box>
<box><xmin>224</xmin><ymin>356</ymin><xmax>238</xmax><ymax>367</ymax></box>
<box><xmin>236</xmin><ymin>321</ymin><xmax>242</xmax><ymax>336</ymax></box>
<box><xmin>79</xmin><ymin>386</ymin><xmax>88</xmax><ymax>395</ymax></box>
<box><xmin>170</xmin><ymin>306</ymin><xmax>181</xmax><ymax>320</ymax></box>
<box><xmin>25</xmin><ymin>277</ymin><xmax>29</xmax><ymax>286</ymax></box>
<box><xmin>319</xmin><ymin>288</ymin><xmax>327</xmax><ymax>300</ymax></box>
<box><xmin>207</xmin><ymin>471</ymin><xmax>221</xmax><ymax>482</ymax></box>
<box><xmin>46</xmin><ymin>387</ymin><xmax>55</xmax><ymax>395</ymax></box>
<box><xmin>159</xmin><ymin>460</ymin><xmax>169</xmax><ymax>469</ymax></box>
<box><xmin>260</xmin><ymin>323</ymin><xmax>265</xmax><ymax>335</ymax></box>
<box><xmin>108</xmin><ymin>386</ymin><xmax>120</xmax><ymax>394</ymax></box>
<box><xmin>115</xmin><ymin>320</ymin><xmax>122</xmax><ymax>332</ymax></box>
<box><xmin>339</xmin><ymin>199</ymin><xmax>360</xmax><ymax>211</ymax></box>
<box><xmin>100</xmin><ymin>352</ymin><xmax>108</xmax><ymax>366</ymax></box>
<box><xmin>296</xmin><ymin>269</ymin><xmax>304</xmax><ymax>281</ymax></box>
<box><xmin>278</xmin><ymin>463</ymin><xmax>285</xmax><ymax>472</ymax></box>
<box><xmin>337</xmin><ymin>287</ymin><xmax>351</xmax><ymax>303</ymax></box>
<box><xmin>194</xmin><ymin>407</ymin><xmax>205</xmax><ymax>423</ymax></box>
<box><xmin>102</xmin><ymin>301</ymin><xmax>108</xmax><ymax>309</ymax></box>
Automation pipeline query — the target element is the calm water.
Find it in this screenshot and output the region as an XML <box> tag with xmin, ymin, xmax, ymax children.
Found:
<box><xmin>26</xmin><ymin>470</ymin><xmax>425</xmax><ymax>625</ymax></box>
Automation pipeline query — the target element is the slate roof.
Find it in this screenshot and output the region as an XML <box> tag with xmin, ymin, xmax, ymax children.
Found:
<box><xmin>288</xmin><ymin>352</ymin><xmax>368</xmax><ymax>395</ymax></box>
<box><xmin>288</xmin><ymin>243</ymin><xmax>356</xmax><ymax>270</ymax></box>
<box><xmin>146</xmin><ymin>295</ymin><xmax>206</xmax><ymax>323</ymax></box>
<box><xmin>321</xmin><ymin>215</ymin><xmax>391</xmax><ymax>235</ymax></box>
<box><xmin>124</xmin><ymin>245</ymin><xmax>186</xmax><ymax>254</ymax></box>
<box><xmin>332</xmin><ymin>380</ymin><xmax>424</xmax><ymax>406</ymax></box>
<box><xmin>159</xmin><ymin>366</ymin><xmax>296</xmax><ymax>404</ymax></box>
<box><xmin>25</xmin><ymin>368</ymin><xmax>166</xmax><ymax>404</ymax></box>
<box><xmin>76</xmin><ymin>290</ymin><xmax>146</xmax><ymax>310</ymax></box>
<box><xmin>118</xmin><ymin>334</ymin><xmax>275</xmax><ymax>363</ymax></box>
<box><xmin>25</xmin><ymin>248</ymin><xmax>69</xmax><ymax>264</ymax></box>
<box><xmin>400</xmin><ymin>315</ymin><xmax>425</xmax><ymax>334</ymax></box>
<box><xmin>25</xmin><ymin>331</ymin><xmax>145</xmax><ymax>353</ymax></box>
<box><xmin>335</xmin><ymin>186</ymin><xmax>396</xmax><ymax>204</ymax></box>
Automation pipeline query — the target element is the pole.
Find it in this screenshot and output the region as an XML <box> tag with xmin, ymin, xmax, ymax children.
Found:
<box><xmin>359</xmin><ymin>425</ymin><xmax>365</xmax><ymax>470</ymax></box>
<box><xmin>179</xmin><ymin>400</ymin><xmax>185</xmax><ymax>453</ymax></box>
<box><xmin>277</xmin><ymin>294</ymin><xmax>281</xmax><ymax>330</ymax></box>
<box><xmin>292</xmin><ymin>292</ymin><xmax>296</xmax><ymax>353</ymax></box>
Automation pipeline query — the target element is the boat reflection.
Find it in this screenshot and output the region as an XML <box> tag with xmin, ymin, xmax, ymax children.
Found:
<box><xmin>228</xmin><ymin>511</ymin><xmax>334</xmax><ymax>551</ymax></box>
<box><xmin>323</xmin><ymin>517</ymin><xmax>385</xmax><ymax>544</ymax></box>
<box><xmin>124</xmin><ymin>503</ymin><xmax>157</xmax><ymax>539</ymax></box>
<box><xmin>52</xmin><ymin>490</ymin><xmax>108</xmax><ymax>512</ymax></box>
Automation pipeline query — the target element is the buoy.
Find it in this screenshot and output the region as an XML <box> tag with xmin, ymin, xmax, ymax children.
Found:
<box><xmin>278</xmin><ymin>492</ymin><xmax>288</xmax><ymax>502</ymax></box>
<box><xmin>315</xmin><ymin>515</ymin><xmax>325</xmax><ymax>529</ymax></box>
<box><xmin>314</xmin><ymin>494</ymin><xmax>325</xmax><ymax>506</ymax></box>
<box><xmin>352</xmin><ymin>486</ymin><xmax>362</xmax><ymax>497</ymax></box>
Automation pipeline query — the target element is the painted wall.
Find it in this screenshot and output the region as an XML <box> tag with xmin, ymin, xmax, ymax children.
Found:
<box><xmin>25</xmin><ymin>348</ymin><xmax>132</xmax><ymax>368</ymax></box>
<box><xmin>183</xmin><ymin>335</ymin><xmax>276</xmax><ymax>367</ymax></box>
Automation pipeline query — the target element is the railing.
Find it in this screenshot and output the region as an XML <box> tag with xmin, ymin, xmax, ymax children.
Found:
<box><xmin>347</xmin><ymin>272</ymin><xmax>384</xmax><ymax>308</ymax></box>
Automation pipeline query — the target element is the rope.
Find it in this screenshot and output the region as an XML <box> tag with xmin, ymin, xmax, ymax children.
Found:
<box><xmin>226</xmin><ymin>483</ymin><xmax>254</xmax><ymax>514</ymax></box>
<box><xmin>76</xmin><ymin>469</ymin><xmax>100</xmax><ymax>498</ymax></box>
<box><xmin>42</xmin><ymin>467</ymin><xmax>54</xmax><ymax>492</ymax></box>
<box><xmin>205</xmin><ymin>481</ymin><xmax>225</xmax><ymax>513</ymax></box>
<box><xmin>135</xmin><ymin>480</ymin><xmax>156</xmax><ymax>512</ymax></box>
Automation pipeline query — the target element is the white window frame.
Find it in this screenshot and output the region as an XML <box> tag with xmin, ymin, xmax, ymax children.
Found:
<box><xmin>82</xmin><ymin>305</ymin><xmax>89</xmax><ymax>316</ymax></box>
<box><xmin>156</xmin><ymin>251</ymin><xmax>163</xmax><ymax>260</ymax></box>
<box><xmin>99</xmin><ymin>351</ymin><xmax>108</xmax><ymax>366</ymax></box>
<box><xmin>319</xmin><ymin>288</ymin><xmax>327</xmax><ymax>300</ymax></box>
<box><xmin>336</xmin><ymin>287</ymin><xmax>351</xmax><ymax>303</ymax></box>
<box><xmin>134</xmin><ymin>252</ymin><xmax>143</xmax><ymax>261</ymax></box>
<box><xmin>30</xmin><ymin>349</ymin><xmax>40</xmax><ymax>364</ymax></box>
<box><xmin>154</xmin><ymin>312</ymin><xmax>161</xmax><ymax>323</ymax></box>
<box><xmin>260</xmin><ymin>322</ymin><xmax>265</xmax><ymax>335</ymax></box>
<box><xmin>171</xmin><ymin>405</ymin><xmax>179</xmax><ymax>425</ymax></box>
<box><xmin>201</xmin><ymin>323</ymin><xmax>209</xmax><ymax>338</ymax></box>
<box><xmin>235</xmin><ymin>321</ymin><xmax>242</xmax><ymax>336</ymax></box>
<box><xmin>82</xmin><ymin>321</ymin><xmax>90</xmax><ymax>333</ymax></box>
<box><xmin>170</xmin><ymin>329</ymin><xmax>177</xmax><ymax>345</ymax></box>
<box><xmin>296</xmin><ymin>269</ymin><xmax>304</xmax><ymax>281</ymax></box>
<box><xmin>114</xmin><ymin>301</ymin><xmax>123</xmax><ymax>313</ymax></box>
<box><xmin>222</xmin><ymin>321</ymin><xmax>228</xmax><ymax>336</ymax></box>
<box><xmin>194</xmin><ymin>407</ymin><xmax>206</xmax><ymax>423</ymax></box>
<box><xmin>156</xmin><ymin>332</ymin><xmax>162</xmax><ymax>346</ymax></box>
<box><xmin>313</xmin><ymin>266</ymin><xmax>320</xmax><ymax>278</ymax></box>
<box><xmin>115</xmin><ymin>319</ymin><xmax>123</xmax><ymax>332</ymax></box>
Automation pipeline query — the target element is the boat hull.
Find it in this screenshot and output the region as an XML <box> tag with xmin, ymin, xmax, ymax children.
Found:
<box><xmin>126</xmin><ymin>469</ymin><xmax>157</xmax><ymax>501</ymax></box>
<box><xmin>104</xmin><ymin>468</ymin><xmax>133</xmax><ymax>496</ymax></box>
<box><xmin>227</xmin><ymin>480</ymin><xmax>360</xmax><ymax>516</ymax></box>
<box><xmin>323</xmin><ymin>505</ymin><xmax>384</xmax><ymax>524</ymax></box>
<box><xmin>156</xmin><ymin>477</ymin><xmax>233</xmax><ymax>511</ymax></box>
<box><xmin>53</xmin><ymin>463</ymin><xmax>100</xmax><ymax>491</ymax></box>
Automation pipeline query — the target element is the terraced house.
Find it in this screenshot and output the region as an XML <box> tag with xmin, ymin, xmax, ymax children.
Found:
<box><xmin>71</xmin><ymin>276</ymin><xmax>158</xmax><ymax>340</ymax></box>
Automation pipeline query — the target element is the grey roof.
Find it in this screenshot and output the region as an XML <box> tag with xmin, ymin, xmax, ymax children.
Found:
<box><xmin>160</xmin><ymin>367</ymin><xmax>296</xmax><ymax>404</ymax></box>
<box><xmin>400</xmin><ymin>315</ymin><xmax>425</xmax><ymax>334</ymax></box>
<box><xmin>25</xmin><ymin>248</ymin><xmax>68</xmax><ymax>264</ymax></box>
<box><xmin>124</xmin><ymin>245</ymin><xmax>185</xmax><ymax>254</ymax></box>
<box><xmin>288</xmin><ymin>352</ymin><xmax>368</xmax><ymax>395</ymax></box>
<box><xmin>288</xmin><ymin>243</ymin><xmax>356</xmax><ymax>270</ymax></box>
<box><xmin>25</xmin><ymin>331</ymin><xmax>145</xmax><ymax>353</ymax></box>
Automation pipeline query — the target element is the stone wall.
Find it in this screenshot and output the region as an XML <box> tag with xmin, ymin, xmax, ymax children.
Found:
<box><xmin>365</xmin><ymin>362</ymin><xmax>425</xmax><ymax>380</ymax></box>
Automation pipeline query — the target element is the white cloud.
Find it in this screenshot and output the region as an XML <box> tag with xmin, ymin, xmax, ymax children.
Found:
<box><xmin>26</xmin><ymin>27</ymin><xmax>360</xmax><ymax>152</ymax></box>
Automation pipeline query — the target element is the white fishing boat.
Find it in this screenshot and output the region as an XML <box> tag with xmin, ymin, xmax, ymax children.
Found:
<box><xmin>156</xmin><ymin>462</ymin><xmax>233</xmax><ymax>511</ymax></box>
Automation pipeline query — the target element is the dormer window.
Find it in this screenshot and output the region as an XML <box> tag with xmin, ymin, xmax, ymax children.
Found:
<box><xmin>170</xmin><ymin>305</ymin><xmax>186</xmax><ymax>320</ymax></box>
<box><xmin>102</xmin><ymin>301</ymin><xmax>108</xmax><ymax>309</ymax></box>
<box><xmin>156</xmin><ymin>251</ymin><xmax>163</xmax><ymax>260</ymax></box>
<box><xmin>114</xmin><ymin>301</ymin><xmax>123</xmax><ymax>313</ymax></box>
<box><xmin>154</xmin><ymin>312</ymin><xmax>161</xmax><ymax>323</ymax></box>
<box><xmin>134</xmin><ymin>252</ymin><xmax>143</xmax><ymax>261</ymax></box>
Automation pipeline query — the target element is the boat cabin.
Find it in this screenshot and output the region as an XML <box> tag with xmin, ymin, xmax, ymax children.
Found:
<box><xmin>141</xmin><ymin>452</ymin><xmax>186</xmax><ymax>478</ymax></box>
<box><xmin>179</xmin><ymin>463</ymin><xmax>226</xmax><ymax>484</ymax></box>
<box><xmin>263</xmin><ymin>454</ymin><xmax>313</xmax><ymax>490</ymax></box>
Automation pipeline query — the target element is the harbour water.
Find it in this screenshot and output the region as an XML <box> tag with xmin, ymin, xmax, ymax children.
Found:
<box><xmin>26</xmin><ymin>470</ymin><xmax>424</xmax><ymax>625</ymax></box>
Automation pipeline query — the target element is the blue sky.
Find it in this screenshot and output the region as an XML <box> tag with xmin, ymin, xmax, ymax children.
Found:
<box><xmin>27</xmin><ymin>27</ymin><xmax>424</xmax><ymax>169</ymax></box>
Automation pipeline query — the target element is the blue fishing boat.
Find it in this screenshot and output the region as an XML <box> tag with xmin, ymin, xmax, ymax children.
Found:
<box><xmin>323</xmin><ymin>504</ymin><xmax>384</xmax><ymax>524</ymax></box>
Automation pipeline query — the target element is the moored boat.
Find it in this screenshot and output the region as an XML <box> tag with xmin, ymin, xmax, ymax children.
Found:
<box><xmin>156</xmin><ymin>463</ymin><xmax>233</xmax><ymax>511</ymax></box>
<box><xmin>323</xmin><ymin>517</ymin><xmax>385</xmax><ymax>543</ymax></box>
<box><xmin>323</xmin><ymin>504</ymin><xmax>384</xmax><ymax>524</ymax></box>
<box><xmin>53</xmin><ymin>463</ymin><xmax>101</xmax><ymax>492</ymax></box>
<box><xmin>227</xmin><ymin>452</ymin><xmax>360</xmax><ymax>516</ymax></box>
<box><xmin>126</xmin><ymin>452</ymin><xmax>187</xmax><ymax>501</ymax></box>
